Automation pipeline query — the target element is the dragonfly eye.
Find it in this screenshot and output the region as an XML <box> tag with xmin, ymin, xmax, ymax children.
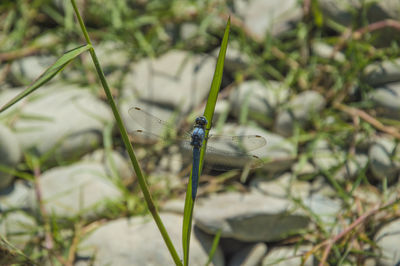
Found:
<box><xmin>195</xmin><ymin>116</ymin><xmax>208</xmax><ymax>126</ymax></box>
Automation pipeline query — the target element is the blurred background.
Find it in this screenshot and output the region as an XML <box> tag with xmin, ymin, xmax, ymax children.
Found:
<box><xmin>1</xmin><ymin>0</ymin><xmax>400</xmax><ymax>265</ymax></box>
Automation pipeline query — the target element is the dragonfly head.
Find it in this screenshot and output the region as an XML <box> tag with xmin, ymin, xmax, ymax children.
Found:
<box><xmin>195</xmin><ymin>116</ymin><xmax>208</xmax><ymax>127</ymax></box>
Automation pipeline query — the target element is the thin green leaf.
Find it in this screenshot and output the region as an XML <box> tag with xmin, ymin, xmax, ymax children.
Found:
<box><xmin>182</xmin><ymin>17</ymin><xmax>230</xmax><ymax>266</ymax></box>
<box><xmin>205</xmin><ymin>230</ymin><xmax>222</xmax><ymax>266</ymax></box>
<box><xmin>0</xmin><ymin>44</ymin><xmax>91</xmax><ymax>113</ymax></box>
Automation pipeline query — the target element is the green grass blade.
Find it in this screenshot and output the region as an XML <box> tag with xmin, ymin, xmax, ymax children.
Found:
<box><xmin>205</xmin><ymin>230</ymin><xmax>222</xmax><ymax>266</ymax></box>
<box><xmin>0</xmin><ymin>44</ymin><xmax>91</xmax><ymax>113</ymax></box>
<box><xmin>182</xmin><ymin>17</ymin><xmax>230</xmax><ymax>266</ymax></box>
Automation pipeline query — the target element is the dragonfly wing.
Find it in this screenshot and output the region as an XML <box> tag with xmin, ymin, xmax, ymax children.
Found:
<box><xmin>207</xmin><ymin>135</ymin><xmax>267</xmax><ymax>152</ymax></box>
<box><xmin>204</xmin><ymin>145</ymin><xmax>264</xmax><ymax>170</ymax></box>
<box><xmin>128</xmin><ymin>106</ymin><xmax>192</xmax><ymax>138</ymax></box>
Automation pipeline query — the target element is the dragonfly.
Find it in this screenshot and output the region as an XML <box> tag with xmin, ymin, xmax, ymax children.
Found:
<box><xmin>128</xmin><ymin>106</ymin><xmax>267</xmax><ymax>200</ymax></box>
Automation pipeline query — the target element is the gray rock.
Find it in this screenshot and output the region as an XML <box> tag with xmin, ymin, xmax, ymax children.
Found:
<box><xmin>0</xmin><ymin>211</ymin><xmax>36</xmax><ymax>249</ymax></box>
<box><xmin>369</xmin><ymin>81</ymin><xmax>400</xmax><ymax>119</ymax></box>
<box><xmin>0</xmin><ymin>124</ymin><xmax>21</xmax><ymax>189</ymax></box>
<box><xmin>311</xmin><ymin>139</ymin><xmax>346</xmax><ymax>173</ymax></box>
<box><xmin>291</xmin><ymin>160</ymin><xmax>316</xmax><ymax>178</ymax></box>
<box><xmin>213</xmin><ymin>43</ymin><xmax>251</xmax><ymax>73</ymax></box>
<box><xmin>37</xmin><ymin>161</ymin><xmax>123</xmax><ymax>218</ymax></box>
<box><xmin>275</xmin><ymin>91</ymin><xmax>326</xmax><ymax>136</ymax></box>
<box><xmin>312</xmin><ymin>42</ymin><xmax>345</xmax><ymax>63</ymax></box>
<box><xmin>229</xmin><ymin>80</ymin><xmax>289</xmax><ymax>124</ymax></box>
<box><xmin>262</xmin><ymin>245</ymin><xmax>314</xmax><ymax>266</ymax></box>
<box><xmin>122</xmin><ymin>50</ymin><xmax>215</xmax><ymax>113</ymax></box>
<box><xmin>10</xmin><ymin>55</ymin><xmax>56</xmax><ymax>85</ymax></box>
<box><xmin>250</xmin><ymin>172</ymin><xmax>311</xmax><ymax>199</ymax></box>
<box><xmin>77</xmin><ymin>213</ymin><xmax>224</xmax><ymax>266</ymax></box>
<box><xmin>364</xmin><ymin>59</ymin><xmax>400</xmax><ymax>86</ymax></box>
<box><xmin>303</xmin><ymin>193</ymin><xmax>341</xmax><ymax>225</ymax></box>
<box><xmin>82</xmin><ymin>149</ymin><xmax>133</xmax><ymax>182</ymax></box>
<box><xmin>233</xmin><ymin>0</ymin><xmax>302</xmax><ymax>40</ymax></box>
<box><xmin>334</xmin><ymin>153</ymin><xmax>368</xmax><ymax>180</ymax></box>
<box><xmin>319</xmin><ymin>0</ymin><xmax>400</xmax><ymax>46</ymax></box>
<box><xmin>194</xmin><ymin>192</ymin><xmax>310</xmax><ymax>242</ymax></box>
<box><xmin>2</xmin><ymin>83</ymin><xmax>113</xmax><ymax>163</ymax></box>
<box><xmin>369</xmin><ymin>137</ymin><xmax>400</xmax><ymax>182</ymax></box>
<box><xmin>0</xmin><ymin>181</ymin><xmax>35</xmax><ymax>212</ymax></box>
<box><xmin>375</xmin><ymin>218</ymin><xmax>400</xmax><ymax>266</ymax></box>
<box><xmin>229</xmin><ymin>243</ymin><xmax>268</xmax><ymax>266</ymax></box>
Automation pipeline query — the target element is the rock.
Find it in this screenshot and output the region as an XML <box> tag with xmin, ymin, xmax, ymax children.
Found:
<box><xmin>312</xmin><ymin>41</ymin><xmax>345</xmax><ymax>62</ymax></box>
<box><xmin>0</xmin><ymin>124</ymin><xmax>21</xmax><ymax>189</ymax></box>
<box><xmin>291</xmin><ymin>160</ymin><xmax>316</xmax><ymax>179</ymax></box>
<box><xmin>0</xmin><ymin>181</ymin><xmax>35</xmax><ymax>212</ymax></box>
<box><xmin>229</xmin><ymin>242</ymin><xmax>268</xmax><ymax>266</ymax></box>
<box><xmin>122</xmin><ymin>50</ymin><xmax>215</xmax><ymax>114</ymax></box>
<box><xmin>229</xmin><ymin>80</ymin><xmax>290</xmax><ymax>125</ymax></box>
<box><xmin>233</xmin><ymin>0</ymin><xmax>302</xmax><ymax>40</ymax></box>
<box><xmin>319</xmin><ymin>0</ymin><xmax>400</xmax><ymax>46</ymax></box>
<box><xmin>0</xmin><ymin>211</ymin><xmax>36</xmax><ymax>249</ymax></box>
<box><xmin>194</xmin><ymin>192</ymin><xmax>310</xmax><ymax>242</ymax></box>
<box><xmin>82</xmin><ymin>149</ymin><xmax>133</xmax><ymax>182</ymax></box>
<box><xmin>375</xmin><ymin>218</ymin><xmax>400</xmax><ymax>266</ymax></box>
<box><xmin>334</xmin><ymin>153</ymin><xmax>368</xmax><ymax>180</ymax></box>
<box><xmin>303</xmin><ymin>193</ymin><xmax>341</xmax><ymax>224</ymax></box>
<box><xmin>262</xmin><ymin>245</ymin><xmax>314</xmax><ymax>266</ymax></box>
<box><xmin>275</xmin><ymin>91</ymin><xmax>326</xmax><ymax>137</ymax></box>
<box><xmin>77</xmin><ymin>213</ymin><xmax>224</xmax><ymax>266</ymax></box>
<box><xmin>10</xmin><ymin>55</ymin><xmax>56</xmax><ymax>85</ymax></box>
<box><xmin>37</xmin><ymin>161</ymin><xmax>123</xmax><ymax>218</ymax></box>
<box><xmin>364</xmin><ymin>59</ymin><xmax>400</xmax><ymax>86</ymax></box>
<box><xmin>369</xmin><ymin>137</ymin><xmax>400</xmax><ymax>182</ymax></box>
<box><xmin>311</xmin><ymin>139</ymin><xmax>346</xmax><ymax>174</ymax></box>
<box><xmin>1</xmin><ymin>83</ymin><xmax>113</xmax><ymax>163</ymax></box>
<box><xmin>369</xmin><ymin>82</ymin><xmax>400</xmax><ymax>119</ymax></box>
<box><xmin>250</xmin><ymin>172</ymin><xmax>311</xmax><ymax>199</ymax></box>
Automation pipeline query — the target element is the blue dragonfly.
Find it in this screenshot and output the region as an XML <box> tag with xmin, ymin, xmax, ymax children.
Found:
<box><xmin>129</xmin><ymin>106</ymin><xmax>267</xmax><ymax>200</ymax></box>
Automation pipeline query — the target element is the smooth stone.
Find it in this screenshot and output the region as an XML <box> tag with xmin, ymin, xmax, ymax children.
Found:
<box><xmin>122</xmin><ymin>50</ymin><xmax>215</xmax><ymax>113</ymax></box>
<box><xmin>275</xmin><ymin>91</ymin><xmax>326</xmax><ymax>137</ymax></box>
<box><xmin>291</xmin><ymin>160</ymin><xmax>316</xmax><ymax>178</ymax></box>
<box><xmin>311</xmin><ymin>139</ymin><xmax>346</xmax><ymax>173</ymax></box>
<box><xmin>10</xmin><ymin>55</ymin><xmax>56</xmax><ymax>85</ymax></box>
<box><xmin>194</xmin><ymin>192</ymin><xmax>309</xmax><ymax>242</ymax></box>
<box><xmin>82</xmin><ymin>149</ymin><xmax>133</xmax><ymax>182</ymax></box>
<box><xmin>1</xmin><ymin>83</ymin><xmax>113</xmax><ymax>163</ymax></box>
<box><xmin>364</xmin><ymin>59</ymin><xmax>400</xmax><ymax>86</ymax></box>
<box><xmin>0</xmin><ymin>211</ymin><xmax>36</xmax><ymax>249</ymax></box>
<box><xmin>369</xmin><ymin>82</ymin><xmax>400</xmax><ymax>119</ymax></box>
<box><xmin>250</xmin><ymin>172</ymin><xmax>311</xmax><ymax>199</ymax></box>
<box><xmin>319</xmin><ymin>0</ymin><xmax>400</xmax><ymax>46</ymax></box>
<box><xmin>312</xmin><ymin>42</ymin><xmax>345</xmax><ymax>62</ymax></box>
<box><xmin>303</xmin><ymin>193</ymin><xmax>341</xmax><ymax>224</ymax></box>
<box><xmin>262</xmin><ymin>245</ymin><xmax>313</xmax><ymax>266</ymax></box>
<box><xmin>375</xmin><ymin>218</ymin><xmax>400</xmax><ymax>266</ymax></box>
<box><xmin>229</xmin><ymin>80</ymin><xmax>290</xmax><ymax>125</ymax></box>
<box><xmin>77</xmin><ymin>213</ymin><xmax>224</xmax><ymax>266</ymax></box>
<box><xmin>180</xmin><ymin>23</ymin><xmax>199</xmax><ymax>40</ymax></box>
<box><xmin>38</xmin><ymin>161</ymin><xmax>123</xmax><ymax>218</ymax></box>
<box><xmin>233</xmin><ymin>0</ymin><xmax>302</xmax><ymax>40</ymax></box>
<box><xmin>0</xmin><ymin>124</ymin><xmax>22</xmax><ymax>189</ymax></box>
<box><xmin>0</xmin><ymin>181</ymin><xmax>35</xmax><ymax>212</ymax></box>
<box><xmin>229</xmin><ymin>242</ymin><xmax>268</xmax><ymax>266</ymax></box>
<box><xmin>334</xmin><ymin>153</ymin><xmax>368</xmax><ymax>180</ymax></box>
<box><xmin>369</xmin><ymin>137</ymin><xmax>400</xmax><ymax>182</ymax></box>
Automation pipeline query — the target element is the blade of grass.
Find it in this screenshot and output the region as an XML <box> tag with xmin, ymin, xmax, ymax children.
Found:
<box><xmin>205</xmin><ymin>230</ymin><xmax>222</xmax><ymax>266</ymax></box>
<box><xmin>69</xmin><ymin>0</ymin><xmax>182</xmax><ymax>265</ymax></box>
<box><xmin>182</xmin><ymin>17</ymin><xmax>230</xmax><ymax>266</ymax></box>
<box><xmin>0</xmin><ymin>44</ymin><xmax>91</xmax><ymax>113</ymax></box>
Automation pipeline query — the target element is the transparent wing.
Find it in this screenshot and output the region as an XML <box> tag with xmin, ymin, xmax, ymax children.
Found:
<box><xmin>208</xmin><ymin>135</ymin><xmax>267</xmax><ymax>152</ymax></box>
<box><xmin>128</xmin><ymin>106</ymin><xmax>191</xmax><ymax>139</ymax></box>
